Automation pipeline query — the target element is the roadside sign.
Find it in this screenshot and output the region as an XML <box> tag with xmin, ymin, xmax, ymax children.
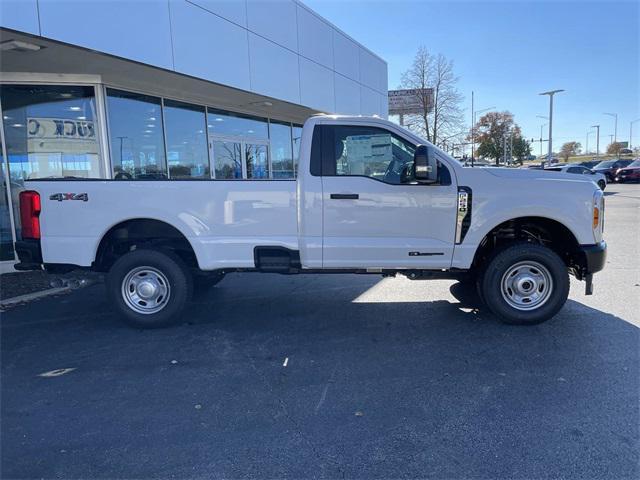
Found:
<box><xmin>388</xmin><ymin>89</ymin><xmax>433</xmax><ymax>115</ymax></box>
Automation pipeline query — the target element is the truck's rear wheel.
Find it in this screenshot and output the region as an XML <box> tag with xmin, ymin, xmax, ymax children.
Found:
<box><xmin>107</xmin><ymin>249</ymin><xmax>192</xmax><ymax>328</ymax></box>
<box><xmin>480</xmin><ymin>243</ymin><xmax>569</xmax><ymax>325</ymax></box>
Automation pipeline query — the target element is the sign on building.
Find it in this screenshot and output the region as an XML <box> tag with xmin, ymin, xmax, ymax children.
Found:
<box><xmin>388</xmin><ymin>88</ymin><xmax>433</xmax><ymax>116</ymax></box>
<box><xmin>27</xmin><ymin>117</ymin><xmax>98</xmax><ymax>155</ymax></box>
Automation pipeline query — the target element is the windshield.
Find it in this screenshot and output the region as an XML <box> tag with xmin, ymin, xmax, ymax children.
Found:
<box><xmin>628</xmin><ymin>160</ymin><xmax>640</xmax><ymax>168</ymax></box>
<box><xmin>594</xmin><ymin>160</ymin><xmax>615</xmax><ymax>168</ymax></box>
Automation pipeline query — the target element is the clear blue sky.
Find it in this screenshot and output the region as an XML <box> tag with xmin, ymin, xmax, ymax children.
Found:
<box><xmin>305</xmin><ymin>0</ymin><xmax>640</xmax><ymax>154</ymax></box>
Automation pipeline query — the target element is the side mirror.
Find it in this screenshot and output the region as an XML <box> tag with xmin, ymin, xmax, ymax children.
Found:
<box><xmin>413</xmin><ymin>144</ymin><xmax>438</xmax><ymax>183</ymax></box>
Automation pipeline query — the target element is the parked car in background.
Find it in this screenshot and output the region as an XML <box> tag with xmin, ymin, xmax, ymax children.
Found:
<box><xmin>592</xmin><ymin>159</ymin><xmax>634</xmax><ymax>182</ymax></box>
<box><xmin>615</xmin><ymin>159</ymin><xmax>640</xmax><ymax>183</ymax></box>
<box><xmin>537</xmin><ymin>155</ymin><xmax>559</xmax><ymax>163</ymax></box>
<box><xmin>545</xmin><ymin>164</ymin><xmax>607</xmax><ymax>190</ymax></box>
<box><xmin>579</xmin><ymin>160</ymin><xmax>600</xmax><ymax>169</ymax></box>
<box><xmin>462</xmin><ymin>159</ymin><xmax>492</xmax><ymax>167</ymax></box>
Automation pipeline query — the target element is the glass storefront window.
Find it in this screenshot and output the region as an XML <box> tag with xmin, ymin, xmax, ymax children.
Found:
<box><xmin>292</xmin><ymin>125</ymin><xmax>302</xmax><ymax>176</ymax></box>
<box><xmin>163</xmin><ymin>100</ymin><xmax>209</xmax><ymax>179</ymax></box>
<box><xmin>207</xmin><ymin>109</ymin><xmax>268</xmax><ymax>139</ymax></box>
<box><xmin>212</xmin><ymin>140</ymin><xmax>242</xmax><ymax>179</ymax></box>
<box><xmin>0</xmin><ymin>84</ymin><xmax>102</xmax><ymax>181</ymax></box>
<box><xmin>269</xmin><ymin>121</ymin><xmax>294</xmax><ymax>179</ymax></box>
<box><xmin>107</xmin><ymin>89</ymin><xmax>166</xmax><ymax>180</ymax></box>
<box><xmin>245</xmin><ymin>144</ymin><xmax>269</xmax><ymax>179</ymax></box>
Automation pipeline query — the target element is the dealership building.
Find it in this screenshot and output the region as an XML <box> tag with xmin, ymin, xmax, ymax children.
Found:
<box><xmin>0</xmin><ymin>0</ymin><xmax>388</xmax><ymax>268</ymax></box>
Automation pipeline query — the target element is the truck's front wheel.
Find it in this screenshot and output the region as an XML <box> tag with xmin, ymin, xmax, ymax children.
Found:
<box><xmin>106</xmin><ymin>249</ymin><xmax>192</xmax><ymax>328</ymax></box>
<box><xmin>480</xmin><ymin>243</ymin><xmax>569</xmax><ymax>325</ymax></box>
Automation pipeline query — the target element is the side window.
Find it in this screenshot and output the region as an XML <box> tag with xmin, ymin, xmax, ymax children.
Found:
<box><xmin>324</xmin><ymin>125</ymin><xmax>450</xmax><ymax>185</ymax></box>
<box><xmin>567</xmin><ymin>167</ymin><xmax>582</xmax><ymax>174</ymax></box>
<box><xmin>331</xmin><ymin>126</ymin><xmax>414</xmax><ymax>184</ymax></box>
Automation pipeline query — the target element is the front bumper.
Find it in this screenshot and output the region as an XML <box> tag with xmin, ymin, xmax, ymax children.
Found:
<box><xmin>578</xmin><ymin>241</ymin><xmax>607</xmax><ymax>275</ymax></box>
<box><xmin>617</xmin><ymin>172</ymin><xmax>640</xmax><ymax>181</ymax></box>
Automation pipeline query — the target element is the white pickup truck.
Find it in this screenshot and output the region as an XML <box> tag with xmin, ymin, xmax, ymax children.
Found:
<box><xmin>14</xmin><ymin>115</ymin><xmax>606</xmax><ymax>328</ymax></box>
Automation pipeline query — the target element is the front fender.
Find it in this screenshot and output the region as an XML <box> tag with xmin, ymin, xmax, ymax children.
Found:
<box><xmin>451</xmin><ymin>175</ymin><xmax>597</xmax><ymax>269</ymax></box>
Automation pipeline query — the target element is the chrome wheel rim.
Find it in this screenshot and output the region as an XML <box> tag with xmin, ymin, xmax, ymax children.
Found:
<box><xmin>121</xmin><ymin>266</ymin><xmax>170</xmax><ymax>314</ymax></box>
<box><xmin>500</xmin><ymin>261</ymin><xmax>553</xmax><ymax>311</ymax></box>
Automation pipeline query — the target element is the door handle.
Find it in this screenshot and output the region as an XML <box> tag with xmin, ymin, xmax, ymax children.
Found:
<box><xmin>330</xmin><ymin>193</ymin><xmax>359</xmax><ymax>200</ymax></box>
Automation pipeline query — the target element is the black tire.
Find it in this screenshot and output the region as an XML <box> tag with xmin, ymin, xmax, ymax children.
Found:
<box><xmin>451</xmin><ymin>273</ymin><xmax>484</xmax><ymax>302</ymax></box>
<box><xmin>480</xmin><ymin>243</ymin><xmax>569</xmax><ymax>325</ymax></box>
<box><xmin>106</xmin><ymin>249</ymin><xmax>193</xmax><ymax>328</ymax></box>
<box><xmin>598</xmin><ymin>179</ymin><xmax>606</xmax><ymax>190</ymax></box>
<box><xmin>193</xmin><ymin>272</ymin><xmax>225</xmax><ymax>298</ymax></box>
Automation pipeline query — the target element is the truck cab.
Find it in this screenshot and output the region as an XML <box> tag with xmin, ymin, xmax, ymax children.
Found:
<box><xmin>15</xmin><ymin>115</ymin><xmax>607</xmax><ymax>328</ymax></box>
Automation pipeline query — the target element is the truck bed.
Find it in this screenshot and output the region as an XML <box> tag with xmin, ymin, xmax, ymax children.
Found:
<box><xmin>25</xmin><ymin>180</ymin><xmax>298</xmax><ymax>270</ymax></box>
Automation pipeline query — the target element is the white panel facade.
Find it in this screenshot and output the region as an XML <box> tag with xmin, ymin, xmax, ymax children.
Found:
<box><xmin>248</xmin><ymin>33</ymin><xmax>300</xmax><ymax>104</ymax></box>
<box><xmin>0</xmin><ymin>0</ymin><xmax>40</xmax><ymax>35</ymax></box>
<box><xmin>189</xmin><ymin>0</ymin><xmax>248</xmax><ymax>26</ymax></box>
<box><xmin>296</xmin><ymin>4</ymin><xmax>333</xmax><ymax>69</ymax></box>
<box><xmin>171</xmin><ymin>0</ymin><xmax>251</xmax><ymax>91</ymax></box>
<box><xmin>299</xmin><ymin>58</ymin><xmax>335</xmax><ymax>113</ymax></box>
<box><xmin>375</xmin><ymin>57</ymin><xmax>389</xmax><ymax>94</ymax></box>
<box><xmin>38</xmin><ymin>0</ymin><xmax>174</xmax><ymax>70</ymax></box>
<box><xmin>334</xmin><ymin>74</ymin><xmax>361</xmax><ymax>115</ymax></box>
<box><xmin>360</xmin><ymin>85</ymin><xmax>380</xmax><ymax>116</ymax></box>
<box><xmin>379</xmin><ymin>94</ymin><xmax>389</xmax><ymax>118</ymax></box>
<box><xmin>1</xmin><ymin>0</ymin><xmax>388</xmax><ymax>117</ymax></box>
<box><xmin>246</xmin><ymin>0</ymin><xmax>298</xmax><ymax>51</ymax></box>
<box><xmin>332</xmin><ymin>30</ymin><xmax>359</xmax><ymax>80</ymax></box>
<box><xmin>359</xmin><ymin>48</ymin><xmax>382</xmax><ymax>93</ymax></box>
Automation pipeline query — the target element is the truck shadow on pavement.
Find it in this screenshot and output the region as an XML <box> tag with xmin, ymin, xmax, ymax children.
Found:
<box><xmin>1</xmin><ymin>275</ymin><xmax>638</xmax><ymax>479</ymax></box>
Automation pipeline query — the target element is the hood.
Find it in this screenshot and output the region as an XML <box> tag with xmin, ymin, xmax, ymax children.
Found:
<box><xmin>619</xmin><ymin>166</ymin><xmax>640</xmax><ymax>172</ymax></box>
<box><xmin>481</xmin><ymin>167</ymin><xmax>598</xmax><ymax>185</ymax></box>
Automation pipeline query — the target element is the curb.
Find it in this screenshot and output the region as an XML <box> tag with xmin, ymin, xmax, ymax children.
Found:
<box><xmin>0</xmin><ymin>286</ymin><xmax>71</xmax><ymax>308</ymax></box>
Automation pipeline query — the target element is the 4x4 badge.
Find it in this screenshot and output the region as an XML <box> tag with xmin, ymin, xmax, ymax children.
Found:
<box><xmin>49</xmin><ymin>193</ymin><xmax>88</xmax><ymax>202</ymax></box>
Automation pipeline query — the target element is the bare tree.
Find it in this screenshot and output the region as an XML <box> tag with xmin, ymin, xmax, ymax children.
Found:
<box><xmin>431</xmin><ymin>53</ymin><xmax>464</xmax><ymax>146</ymax></box>
<box><xmin>400</xmin><ymin>47</ymin><xmax>464</xmax><ymax>146</ymax></box>
<box><xmin>399</xmin><ymin>46</ymin><xmax>434</xmax><ymax>141</ymax></box>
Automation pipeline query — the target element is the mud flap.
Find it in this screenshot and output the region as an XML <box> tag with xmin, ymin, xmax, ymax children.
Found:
<box><xmin>585</xmin><ymin>273</ymin><xmax>593</xmax><ymax>295</ymax></box>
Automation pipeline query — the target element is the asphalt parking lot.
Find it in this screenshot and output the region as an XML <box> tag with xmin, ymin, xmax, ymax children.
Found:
<box><xmin>1</xmin><ymin>184</ymin><xmax>638</xmax><ymax>479</ymax></box>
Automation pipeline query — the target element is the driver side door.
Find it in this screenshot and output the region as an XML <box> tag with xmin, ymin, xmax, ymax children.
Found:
<box><xmin>319</xmin><ymin>124</ymin><xmax>458</xmax><ymax>269</ymax></box>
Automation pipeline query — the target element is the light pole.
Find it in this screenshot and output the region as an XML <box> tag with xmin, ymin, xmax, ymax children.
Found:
<box><xmin>539</xmin><ymin>123</ymin><xmax>548</xmax><ymax>157</ymax></box>
<box><xmin>604</xmin><ymin>112</ymin><xmax>617</xmax><ymax>143</ymax></box>
<box><xmin>539</xmin><ymin>89</ymin><xmax>564</xmax><ymax>163</ymax></box>
<box><xmin>471</xmin><ymin>102</ymin><xmax>495</xmax><ymax>165</ymax></box>
<box><xmin>586</xmin><ymin>130</ymin><xmax>594</xmax><ymax>155</ymax></box>
<box><xmin>591</xmin><ymin>125</ymin><xmax>600</xmax><ymax>159</ymax></box>
<box><xmin>536</xmin><ymin>115</ymin><xmax>548</xmax><ymax>158</ymax></box>
<box><xmin>630</xmin><ymin>118</ymin><xmax>640</xmax><ymax>149</ymax></box>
